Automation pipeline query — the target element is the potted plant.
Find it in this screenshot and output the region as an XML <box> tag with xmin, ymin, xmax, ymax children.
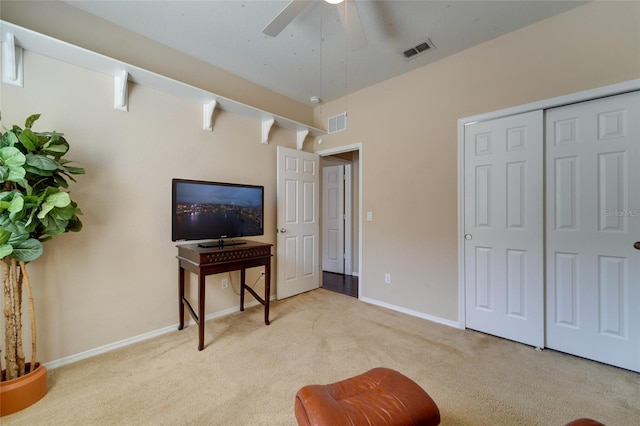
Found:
<box><xmin>0</xmin><ymin>114</ymin><xmax>84</xmax><ymax>416</ymax></box>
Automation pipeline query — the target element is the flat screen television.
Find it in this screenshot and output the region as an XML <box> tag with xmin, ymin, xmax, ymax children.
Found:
<box><xmin>172</xmin><ymin>178</ymin><xmax>264</xmax><ymax>248</ymax></box>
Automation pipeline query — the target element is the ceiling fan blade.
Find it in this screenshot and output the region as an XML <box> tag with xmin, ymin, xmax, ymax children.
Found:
<box><xmin>263</xmin><ymin>0</ymin><xmax>313</xmax><ymax>37</ymax></box>
<box><xmin>336</xmin><ymin>0</ymin><xmax>367</xmax><ymax>51</ymax></box>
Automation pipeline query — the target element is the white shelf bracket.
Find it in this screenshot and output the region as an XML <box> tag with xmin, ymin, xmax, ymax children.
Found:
<box><xmin>203</xmin><ymin>99</ymin><xmax>217</xmax><ymax>131</ymax></box>
<box><xmin>296</xmin><ymin>128</ymin><xmax>310</xmax><ymax>150</ymax></box>
<box><xmin>2</xmin><ymin>32</ymin><xmax>24</xmax><ymax>87</ymax></box>
<box><xmin>114</xmin><ymin>70</ymin><xmax>128</xmax><ymax>111</ymax></box>
<box><xmin>261</xmin><ymin>117</ymin><xmax>275</xmax><ymax>144</ymax></box>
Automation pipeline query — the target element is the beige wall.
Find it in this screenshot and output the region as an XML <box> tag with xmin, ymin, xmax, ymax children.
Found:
<box><xmin>1</xmin><ymin>50</ymin><xmax>296</xmax><ymax>363</ymax></box>
<box><xmin>1</xmin><ymin>1</ymin><xmax>638</xmax><ymax>364</ymax></box>
<box><xmin>313</xmin><ymin>1</ymin><xmax>640</xmax><ymax>320</ymax></box>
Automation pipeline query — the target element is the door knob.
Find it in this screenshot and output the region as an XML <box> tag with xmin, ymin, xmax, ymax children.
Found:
<box><xmin>465</xmin><ymin>234</ymin><xmax>472</xmax><ymax>240</ymax></box>
<box><xmin>279</xmin><ymin>228</ymin><xmax>287</xmax><ymax>233</ymax></box>
<box><xmin>634</xmin><ymin>241</ymin><xmax>640</xmax><ymax>250</ymax></box>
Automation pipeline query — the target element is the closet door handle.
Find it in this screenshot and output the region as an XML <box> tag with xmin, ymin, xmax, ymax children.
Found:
<box><xmin>634</xmin><ymin>241</ymin><xmax>640</xmax><ymax>250</ymax></box>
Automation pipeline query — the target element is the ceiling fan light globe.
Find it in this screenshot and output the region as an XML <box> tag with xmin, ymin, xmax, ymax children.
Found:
<box><xmin>325</xmin><ymin>0</ymin><xmax>344</xmax><ymax>4</ymax></box>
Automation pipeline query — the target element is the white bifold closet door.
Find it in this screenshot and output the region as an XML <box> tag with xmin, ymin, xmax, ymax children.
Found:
<box><xmin>464</xmin><ymin>110</ymin><xmax>544</xmax><ymax>348</ymax></box>
<box><xmin>545</xmin><ymin>91</ymin><xmax>640</xmax><ymax>372</ymax></box>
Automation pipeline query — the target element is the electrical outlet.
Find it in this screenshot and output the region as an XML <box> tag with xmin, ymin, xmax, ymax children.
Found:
<box><xmin>384</xmin><ymin>273</ymin><xmax>391</xmax><ymax>284</ymax></box>
<box><xmin>221</xmin><ymin>278</ymin><xmax>229</xmax><ymax>289</ymax></box>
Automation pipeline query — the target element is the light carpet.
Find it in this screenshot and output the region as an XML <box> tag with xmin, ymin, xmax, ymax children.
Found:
<box><xmin>4</xmin><ymin>288</ymin><xmax>639</xmax><ymax>425</ymax></box>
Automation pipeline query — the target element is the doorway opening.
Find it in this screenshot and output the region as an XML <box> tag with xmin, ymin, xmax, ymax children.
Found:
<box><xmin>322</xmin><ymin>271</ymin><xmax>358</xmax><ymax>298</ymax></box>
<box><xmin>318</xmin><ymin>143</ymin><xmax>362</xmax><ymax>298</ymax></box>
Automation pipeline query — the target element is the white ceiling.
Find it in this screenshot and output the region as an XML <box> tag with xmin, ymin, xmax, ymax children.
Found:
<box><xmin>63</xmin><ymin>1</ymin><xmax>586</xmax><ymax>106</ymax></box>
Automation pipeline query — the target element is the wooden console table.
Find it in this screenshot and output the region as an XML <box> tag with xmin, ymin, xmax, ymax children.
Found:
<box><xmin>177</xmin><ymin>240</ymin><xmax>272</xmax><ymax>350</ymax></box>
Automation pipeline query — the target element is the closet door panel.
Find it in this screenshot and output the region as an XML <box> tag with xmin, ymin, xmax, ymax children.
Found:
<box><xmin>464</xmin><ymin>110</ymin><xmax>544</xmax><ymax>348</ymax></box>
<box><xmin>546</xmin><ymin>91</ymin><xmax>640</xmax><ymax>372</ymax></box>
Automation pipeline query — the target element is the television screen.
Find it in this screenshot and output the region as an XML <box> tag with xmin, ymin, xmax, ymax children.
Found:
<box><xmin>172</xmin><ymin>178</ymin><xmax>264</xmax><ymax>244</ymax></box>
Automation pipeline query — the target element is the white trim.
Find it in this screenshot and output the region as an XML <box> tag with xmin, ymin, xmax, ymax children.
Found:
<box><xmin>261</xmin><ymin>117</ymin><xmax>275</xmax><ymax>144</ymax></box>
<box><xmin>44</xmin><ymin>297</ymin><xmax>272</xmax><ymax>370</ymax></box>
<box><xmin>317</xmin><ymin>143</ymin><xmax>363</xmax><ymax>297</ymax></box>
<box><xmin>320</xmin><ymin>157</ymin><xmax>353</xmax><ymax>275</ymax></box>
<box><xmin>113</xmin><ymin>70</ymin><xmax>128</xmax><ymax>111</ymax></box>
<box><xmin>360</xmin><ymin>296</ymin><xmax>461</xmax><ymax>329</ymax></box>
<box><xmin>203</xmin><ymin>99</ymin><xmax>218</xmax><ymax>131</ymax></box>
<box><xmin>344</xmin><ymin>164</ymin><xmax>353</xmax><ymax>275</ymax></box>
<box><xmin>460</xmin><ymin>80</ymin><xmax>640</xmax><ymax>125</ymax></box>
<box><xmin>1</xmin><ymin>32</ymin><xmax>23</xmax><ymax>86</ymax></box>
<box><xmin>457</xmin><ymin>119</ymin><xmax>466</xmax><ymax>330</ymax></box>
<box><xmin>457</xmin><ymin>79</ymin><xmax>640</xmax><ymax>328</ymax></box>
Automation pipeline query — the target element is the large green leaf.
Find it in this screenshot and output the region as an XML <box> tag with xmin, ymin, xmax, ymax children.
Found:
<box><xmin>8</xmin><ymin>229</ymin><xmax>29</xmax><ymax>246</ymax></box>
<box><xmin>7</xmin><ymin>167</ymin><xmax>27</xmax><ymax>182</ymax></box>
<box><xmin>24</xmin><ymin>165</ymin><xmax>54</xmax><ymax>177</ymax></box>
<box><xmin>0</xmin><ymin>228</ymin><xmax>11</xmax><ymax>245</ymax></box>
<box><xmin>0</xmin><ymin>165</ymin><xmax>9</xmax><ymax>181</ymax></box>
<box><xmin>67</xmin><ymin>215</ymin><xmax>83</xmax><ymax>232</ymax></box>
<box><xmin>39</xmin><ymin>214</ymin><xmax>68</xmax><ymax>235</ymax></box>
<box><xmin>26</xmin><ymin>153</ymin><xmax>60</xmax><ymax>171</ymax></box>
<box><xmin>0</xmin><ymin>146</ymin><xmax>26</xmax><ymax>168</ymax></box>
<box><xmin>0</xmin><ymin>216</ymin><xmax>20</xmax><ymax>233</ymax></box>
<box><xmin>11</xmin><ymin>238</ymin><xmax>43</xmax><ymax>262</ymax></box>
<box><xmin>63</xmin><ymin>166</ymin><xmax>85</xmax><ymax>175</ymax></box>
<box><xmin>8</xmin><ymin>194</ymin><xmax>24</xmax><ymax>213</ymax></box>
<box><xmin>0</xmin><ymin>130</ymin><xmax>18</xmax><ymax>148</ymax></box>
<box><xmin>50</xmin><ymin>203</ymin><xmax>76</xmax><ymax>220</ymax></box>
<box><xmin>0</xmin><ymin>244</ymin><xmax>13</xmax><ymax>259</ymax></box>
<box><xmin>18</xmin><ymin>128</ymin><xmax>39</xmax><ymax>152</ymax></box>
<box><xmin>43</xmin><ymin>143</ymin><xmax>69</xmax><ymax>155</ymax></box>
<box><xmin>0</xmin><ymin>146</ymin><xmax>27</xmax><ymax>183</ymax></box>
<box><xmin>38</xmin><ymin>191</ymin><xmax>71</xmax><ymax>219</ymax></box>
<box><xmin>24</xmin><ymin>114</ymin><xmax>41</xmax><ymax>129</ymax></box>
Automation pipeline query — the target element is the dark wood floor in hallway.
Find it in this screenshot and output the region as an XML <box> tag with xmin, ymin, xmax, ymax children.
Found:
<box><xmin>322</xmin><ymin>271</ymin><xmax>358</xmax><ymax>298</ymax></box>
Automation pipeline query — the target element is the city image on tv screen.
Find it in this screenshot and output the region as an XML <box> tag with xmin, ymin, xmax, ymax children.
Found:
<box><xmin>172</xmin><ymin>179</ymin><xmax>264</xmax><ymax>242</ymax></box>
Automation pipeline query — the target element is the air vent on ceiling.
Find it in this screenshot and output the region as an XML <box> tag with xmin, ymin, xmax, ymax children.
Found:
<box><xmin>328</xmin><ymin>112</ymin><xmax>347</xmax><ymax>134</ymax></box>
<box><xmin>402</xmin><ymin>39</ymin><xmax>435</xmax><ymax>61</ymax></box>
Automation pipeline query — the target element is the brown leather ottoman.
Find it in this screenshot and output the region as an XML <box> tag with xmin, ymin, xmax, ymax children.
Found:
<box><xmin>564</xmin><ymin>419</ymin><xmax>605</xmax><ymax>426</ymax></box>
<box><xmin>294</xmin><ymin>367</ymin><xmax>440</xmax><ymax>426</ymax></box>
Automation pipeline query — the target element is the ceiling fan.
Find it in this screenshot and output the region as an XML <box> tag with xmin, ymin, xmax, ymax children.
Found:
<box><xmin>263</xmin><ymin>0</ymin><xmax>367</xmax><ymax>50</ymax></box>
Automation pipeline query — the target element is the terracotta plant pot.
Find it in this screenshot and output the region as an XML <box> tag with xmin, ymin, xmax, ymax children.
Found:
<box><xmin>0</xmin><ymin>363</ymin><xmax>48</xmax><ymax>416</ymax></box>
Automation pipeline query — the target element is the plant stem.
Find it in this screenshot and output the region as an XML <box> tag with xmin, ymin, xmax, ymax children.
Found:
<box><xmin>2</xmin><ymin>258</ymin><xmax>18</xmax><ymax>380</ymax></box>
<box><xmin>12</xmin><ymin>259</ymin><xmax>25</xmax><ymax>377</ymax></box>
<box><xmin>21</xmin><ymin>261</ymin><xmax>37</xmax><ymax>368</ymax></box>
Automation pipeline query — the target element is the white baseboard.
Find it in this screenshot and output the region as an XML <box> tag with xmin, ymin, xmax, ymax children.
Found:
<box><xmin>359</xmin><ymin>296</ymin><xmax>462</xmax><ymax>329</ymax></box>
<box><xmin>44</xmin><ymin>297</ymin><xmax>274</xmax><ymax>370</ymax></box>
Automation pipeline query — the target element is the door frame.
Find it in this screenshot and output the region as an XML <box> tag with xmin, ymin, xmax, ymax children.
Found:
<box><xmin>317</xmin><ymin>143</ymin><xmax>363</xmax><ymax>298</ymax></box>
<box><xmin>321</xmin><ymin>159</ymin><xmax>352</xmax><ymax>274</ymax></box>
<box><xmin>457</xmin><ymin>79</ymin><xmax>640</xmax><ymax>328</ymax></box>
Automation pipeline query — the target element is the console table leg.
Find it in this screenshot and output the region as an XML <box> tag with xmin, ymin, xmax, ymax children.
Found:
<box><xmin>178</xmin><ymin>266</ymin><xmax>185</xmax><ymax>330</ymax></box>
<box><xmin>198</xmin><ymin>273</ymin><xmax>206</xmax><ymax>351</ymax></box>
<box><xmin>240</xmin><ymin>269</ymin><xmax>246</xmax><ymax>311</ymax></box>
<box><xmin>264</xmin><ymin>264</ymin><xmax>271</xmax><ymax>325</ymax></box>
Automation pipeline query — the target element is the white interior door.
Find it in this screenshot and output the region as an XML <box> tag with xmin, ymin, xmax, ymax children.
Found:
<box><xmin>322</xmin><ymin>164</ymin><xmax>344</xmax><ymax>274</ymax></box>
<box><xmin>276</xmin><ymin>146</ymin><xmax>320</xmax><ymax>299</ymax></box>
<box><xmin>546</xmin><ymin>91</ymin><xmax>640</xmax><ymax>372</ymax></box>
<box><xmin>464</xmin><ymin>110</ymin><xmax>544</xmax><ymax>348</ymax></box>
